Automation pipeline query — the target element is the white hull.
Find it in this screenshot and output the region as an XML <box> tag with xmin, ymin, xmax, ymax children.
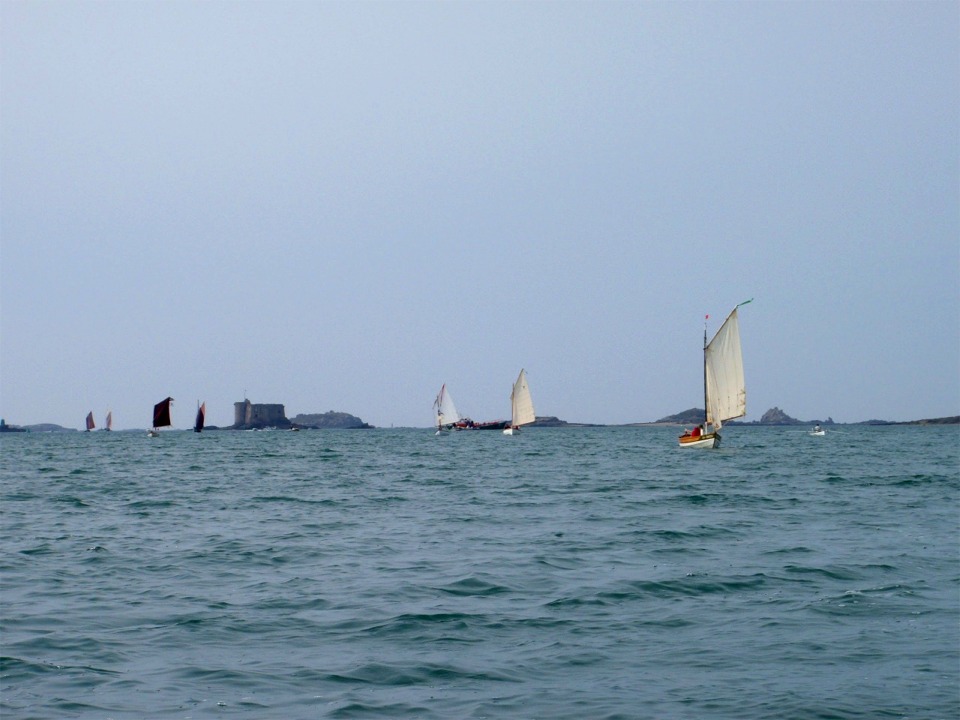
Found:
<box><xmin>503</xmin><ymin>427</ymin><xmax>516</xmax><ymax>435</ymax></box>
<box><xmin>678</xmin><ymin>432</ymin><xmax>720</xmax><ymax>449</ymax></box>
<box><xmin>810</xmin><ymin>430</ymin><xmax>826</xmax><ymax>436</ymax></box>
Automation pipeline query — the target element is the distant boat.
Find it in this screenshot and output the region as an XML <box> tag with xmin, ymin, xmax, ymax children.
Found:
<box><xmin>679</xmin><ymin>301</ymin><xmax>750</xmax><ymax>448</ymax></box>
<box><xmin>104</xmin><ymin>411</ymin><xmax>112</xmax><ymax>431</ymax></box>
<box><xmin>85</xmin><ymin>412</ymin><xmax>95</xmax><ymax>432</ymax></box>
<box><xmin>810</xmin><ymin>425</ymin><xmax>825</xmax><ymax>436</ymax></box>
<box><xmin>149</xmin><ymin>397</ymin><xmax>173</xmax><ymax>436</ymax></box>
<box><xmin>431</xmin><ymin>383</ymin><xmax>509</xmax><ymax>431</ymax></box>
<box><xmin>194</xmin><ymin>401</ymin><xmax>206</xmax><ymax>433</ymax></box>
<box><xmin>433</xmin><ymin>384</ymin><xmax>461</xmax><ymax>434</ymax></box>
<box><xmin>503</xmin><ymin>369</ymin><xmax>536</xmax><ymax>435</ymax></box>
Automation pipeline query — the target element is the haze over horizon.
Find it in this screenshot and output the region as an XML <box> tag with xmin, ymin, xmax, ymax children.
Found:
<box><xmin>2</xmin><ymin>1</ymin><xmax>958</xmax><ymax>431</ymax></box>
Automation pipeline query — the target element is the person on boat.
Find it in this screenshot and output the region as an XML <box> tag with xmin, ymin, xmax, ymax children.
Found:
<box><xmin>814</xmin><ymin>424</ymin><xmax>822</xmax><ymax>433</ymax></box>
<box><xmin>691</xmin><ymin>425</ymin><xmax>702</xmax><ymax>438</ymax></box>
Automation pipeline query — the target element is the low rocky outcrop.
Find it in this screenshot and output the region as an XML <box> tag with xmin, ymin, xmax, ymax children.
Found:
<box><xmin>290</xmin><ymin>411</ymin><xmax>372</xmax><ymax>429</ymax></box>
<box><xmin>758</xmin><ymin>407</ymin><xmax>801</xmax><ymax>425</ymax></box>
<box><xmin>653</xmin><ymin>408</ymin><xmax>705</xmax><ymax>425</ymax></box>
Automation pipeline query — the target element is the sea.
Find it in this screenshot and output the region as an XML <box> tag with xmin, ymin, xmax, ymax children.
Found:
<box><xmin>1</xmin><ymin>425</ymin><xmax>957</xmax><ymax>720</ymax></box>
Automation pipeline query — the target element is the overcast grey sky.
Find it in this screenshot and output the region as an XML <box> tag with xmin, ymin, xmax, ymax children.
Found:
<box><xmin>2</xmin><ymin>0</ymin><xmax>957</xmax><ymax>429</ymax></box>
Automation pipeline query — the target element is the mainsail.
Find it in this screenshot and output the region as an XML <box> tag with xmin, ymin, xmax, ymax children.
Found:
<box><xmin>153</xmin><ymin>397</ymin><xmax>173</xmax><ymax>429</ymax></box>
<box><xmin>105</xmin><ymin>411</ymin><xmax>112</xmax><ymax>431</ymax></box>
<box><xmin>85</xmin><ymin>412</ymin><xmax>95</xmax><ymax>431</ymax></box>
<box><xmin>194</xmin><ymin>402</ymin><xmax>206</xmax><ymax>433</ymax></box>
<box><xmin>434</xmin><ymin>384</ymin><xmax>460</xmax><ymax>427</ymax></box>
<box><xmin>704</xmin><ymin>308</ymin><xmax>746</xmax><ymax>430</ymax></box>
<box><xmin>510</xmin><ymin>369</ymin><xmax>536</xmax><ymax>427</ymax></box>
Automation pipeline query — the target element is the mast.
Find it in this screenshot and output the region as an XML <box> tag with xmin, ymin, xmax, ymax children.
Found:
<box><xmin>703</xmin><ymin>318</ymin><xmax>709</xmax><ymax>428</ymax></box>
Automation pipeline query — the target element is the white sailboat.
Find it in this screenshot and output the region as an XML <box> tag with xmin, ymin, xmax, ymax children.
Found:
<box><xmin>104</xmin><ymin>411</ymin><xmax>113</xmax><ymax>431</ymax></box>
<box><xmin>679</xmin><ymin>301</ymin><xmax>750</xmax><ymax>448</ymax></box>
<box><xmin>433</xmin><ymin>384</ymin><xmax>461</xmax><ymax>434</ymax></box>
<box><xmin>503</xmin><ymin>369</ymin><xmax>536</xmax><ymax>435</ymax></box>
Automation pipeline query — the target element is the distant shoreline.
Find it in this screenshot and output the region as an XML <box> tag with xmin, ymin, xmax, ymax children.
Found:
<box><xmin>3</xmin><ymin>416</ymin><xmax>957</xmax><ymax>433</ymax></box>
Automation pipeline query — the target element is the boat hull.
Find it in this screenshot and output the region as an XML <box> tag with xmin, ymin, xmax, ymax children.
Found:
<box><xmin>678</xmin><ymin>432</ymin><xmax>720</xmax><ymax>449</ymax></box>
<box><xmin>449</xmin><ymin>420</ymin><xmax>509</xmax><ymax>430</ymax></box>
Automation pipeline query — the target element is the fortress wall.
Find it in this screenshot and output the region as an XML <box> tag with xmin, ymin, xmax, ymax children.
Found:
<box><xmin>234</xmin><ymin>401</ymin><xmax>251</xmax><ymax>426</ymax></box>
<box><xmin>234</xmin><ymin>401</ymin><xmax>288</xmax><ymax>428</ymax></box>
<box><xmin>251</xmin><ymin>404</ymin><xmax>286</xmax><ymax>425</ymax></box>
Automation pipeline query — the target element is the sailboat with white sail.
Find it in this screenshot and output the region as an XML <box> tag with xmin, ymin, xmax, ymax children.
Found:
<box><xmin>433</xmin><ymin>384</ymin><xmax>461</xmax><ymax>434</ymax></box>
<box><xmin>679</xmin><ymin>301</ymin><xmax>750</xmax><ymax>448</ymax></box>
<box><xmin>503</xmin><ymin>369</ymin><xmax>536</xmax><ymax>435</ymax></box>
<box><xmin>149</xmin><ymin>397</ymin><xmax>173</xmax><ymax>437</ymax></box>
<box><xmin>104</xmin><ymin>411</ymin><xmax>112</xmax><ymax>431</ymax></box>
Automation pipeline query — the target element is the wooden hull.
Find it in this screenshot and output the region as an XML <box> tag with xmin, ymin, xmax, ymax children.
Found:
<box><xmin>449</xmin><ymin>419</ymin><xmax>509</xmax><ymax>430</ymax></box>
<box><xmin>678</xmin><ymin>431</ymin><xmax>720</xmax><ymax>449</ymax></box>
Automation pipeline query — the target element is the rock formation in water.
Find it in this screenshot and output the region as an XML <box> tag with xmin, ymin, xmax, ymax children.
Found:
<box><xmin>289</xmin><ymin>411</ymin><xmax>372</xmax><ymax>429</ymax></box>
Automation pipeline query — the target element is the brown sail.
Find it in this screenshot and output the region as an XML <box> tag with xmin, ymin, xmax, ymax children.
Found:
<box><xmin>194</xmin><ymin>402</ymin><xmax>205</xmax><ymax>433</ymax></box>
<box><xmin>153</xmin><ymin>397</ymin><xmax>173</xmax><ymax>428</ymax></box>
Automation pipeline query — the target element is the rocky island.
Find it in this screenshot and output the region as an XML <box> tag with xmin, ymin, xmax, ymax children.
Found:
<box><xmin>648</xmin><ymin>406</ymin><xmax>957</xmax><ymax>426</ymax></box>
<box><xmin>290</xmin><ymin>411</ymin><xmax>373</xmax><ymax>430</ymax></box>
<box><xmin>231</xmin><ymin>400</ymin><xmax>372</xmax><ymax>430</ymax></box>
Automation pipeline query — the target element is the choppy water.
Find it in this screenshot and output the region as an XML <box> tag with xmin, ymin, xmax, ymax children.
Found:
<box><xmin>1</xmin><ymin>426</ymin><xmax>957</xmax><ymax>719</ymax></box>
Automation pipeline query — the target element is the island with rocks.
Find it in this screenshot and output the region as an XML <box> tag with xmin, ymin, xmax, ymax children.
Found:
<box><xmin>231</xmin><ymin>400</ymin><xmax>372</xmax><ymax>430</ymax></box>
<box><xmin>643</xmin><ymin>406</ymin><xmax>957</xmax><ymax>426</ymax></box>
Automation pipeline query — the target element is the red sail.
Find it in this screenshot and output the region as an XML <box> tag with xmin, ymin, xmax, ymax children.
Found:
<box><xmin>85</xmin><ymin>412</ymin><xmax>95</xmax><ymax>431</ymax></box>
<box><xmin>153</xmin><ymin>397</ymin><xmax>173</xmax><ymax>428</ymax></box>
<box><xmin>194</xmin><ymin>402</ymin><xmax>206</xmax><ymax>432</ymax></box>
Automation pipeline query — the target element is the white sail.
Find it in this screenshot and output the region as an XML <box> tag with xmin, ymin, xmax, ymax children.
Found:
<box><xmin>704</xmin><ymin>308</ymin><xmax>746</xmax><ymax>429</ymax></box>
<box><xmin>105</xmin><ymin>411</ymin><xmax>112</xmax><ymax>431</ymax></box>
<box><xmin>434</xmin><ymin>384</ymin><xmax>460</xmax><ymax>426</ymax></box>
<box><xmin>510</xmin><ymin>369</ymin><xmax>536</xmax><ymax>427</ymax></box>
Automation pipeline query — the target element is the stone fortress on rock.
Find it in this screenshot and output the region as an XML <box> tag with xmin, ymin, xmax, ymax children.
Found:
<box><xmin>233</xmin><ymin>400</ymin><xmax>291</xmax><ymax>430</ymax></box>
<box><xmin>231</xmin><ymin>399</ymin><xmax>372</xmax><ymax>430</ymax></box>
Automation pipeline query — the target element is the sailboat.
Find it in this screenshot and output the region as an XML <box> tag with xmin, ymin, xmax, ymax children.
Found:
<box><xmin>679</xmin><ymin>300</ymin><xmax>750</xmax><ymax>448</ymax></box>
<box><xmin>433</xmin><ymin>384</ymin><xmax>461</xmax><ymax>434</ymax></box>
<box><xmin>194</xmin><ymin>401</ymin><xmax>206</xmax><ymax>433</ymax></box>
<box><xmin>85</xmin><ymin>412</ymin><xmax>95</xmax><ymax>431</ymax></box>
<box><xmin>503</xmin><ymin>369</ymin><xmax>536</xmax><ymax>435</ymax></box>
<box><xmin>149</xmin><ymin>397</ymin><xmax>173</xmax><ymax>436</ymax></box>
<box><xmin>104</xmin><ymin>411</ymin><xmax>112</xmax><ymax>431</ymax></box>
<box><xmin>430</xmin><ymin>382</ymin><xmax>510</xmax><ymax>431</ymax></box>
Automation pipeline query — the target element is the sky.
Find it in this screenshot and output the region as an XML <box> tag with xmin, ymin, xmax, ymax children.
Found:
<box><xmin>1</xmin><ymin>0</ymin><xmax>958</xmax><ymax>430</ymax></box>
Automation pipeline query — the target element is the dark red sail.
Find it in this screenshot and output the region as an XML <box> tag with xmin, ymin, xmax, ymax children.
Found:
<box><xmin>153</xmin><ymin>397</ymin><xmax>173</xmax><ymax>428</ymax></box>
<box><xmin>194</xmin><ymin>402</ymin><xmax>205</xmax><ymax>433</ymax></box>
